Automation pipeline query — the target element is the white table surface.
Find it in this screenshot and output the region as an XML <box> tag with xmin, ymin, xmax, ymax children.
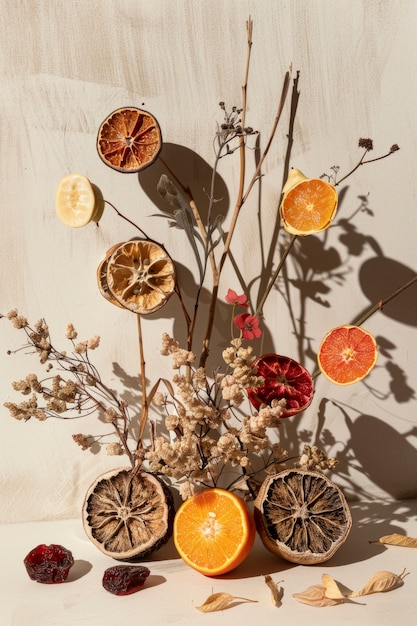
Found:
<box><xmin>2</xmin><ymin>499</ymin><xmax>417</xmax><ymax>626</ymax></box>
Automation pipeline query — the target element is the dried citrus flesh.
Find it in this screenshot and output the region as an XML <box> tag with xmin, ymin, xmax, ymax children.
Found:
<box><xmin>97</xmin><ymin>107</ymin><xmax>162</xmax><ymax>173</ymax></box>
<box><xmin>106</xmin><ymin>239</ymin><xmax>176</xmax><ymax>314</ymax></box>
<box><xmin>254</xmin><ymin>469</ymin><xmax>352</xmax><ymax>565</ymax></box>
<box><xmin>280</xmin><ymin>174</ymin><xmax>337</xmax><ymax>236</ymax></box>
<box><xmin>55</xmin><ymin>173</ymin><xmax>103</xmax><ymax>227</ymax></box>
<box><xmin>173</xmin><ymin>488</ymin><xmax>256</xmax><ymax>576</ymax></box>
<box><xmin>247</xmin><ymin>353</ymin><xmax>314</xmax><ymax>417</ymax></box>
<box><xmin>83</xmin><ymin>468</ymin><xmax>174</xmax><ymax>560</ymax></box>
<box><xmin>317</xmin><ymin>324</ymin><xmax>378</xmax><ymax>385</ymax></box>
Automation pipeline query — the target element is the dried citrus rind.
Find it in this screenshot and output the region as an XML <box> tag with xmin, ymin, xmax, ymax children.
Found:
<box><xmin>254</xmin><ymin>469</ymin><xmax>352</xmax><ymax>565</ymax></box>
<box><xmin>97</xmin><ymin>107</ymin><xmax>162</xmax><ymax>173</ymax></box>
<box><xmin>106</xmin><ymin>240</ymin><xmax>176</xmax><ymax>314</ymax></box>
<box><xmin>317</xmin><ymin>324</ymin><xmax>378</xmax><ymax>385</ymax></box>
<box><xmin>55</xmin><ymin>173</ymin><xmax>103</xmax><ymax>227</ymax></box>
<box><xmin>97</xmin><ymin>244</ymin><xmax>125</xmax><ymax>309</ymax></box>
<box><xmin>83</xmin><ymin>467</ymin><xmax>174</xmax><ymax>560</ymax></box>
<box><xmin>280</xmin><ymin>170</ymin><xmax>337</xmax><ymax>236</ymax></box>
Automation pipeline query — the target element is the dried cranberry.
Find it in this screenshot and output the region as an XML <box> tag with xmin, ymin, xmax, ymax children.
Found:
<box><xmin>24</xmin><ymin>544</ymin><xmax>74</xmax><ymax>583</ymax></box>
<box><xmin>102</xmin><ymin>565</ymin><xmax>150</xmax><ymax>595</ymax></box>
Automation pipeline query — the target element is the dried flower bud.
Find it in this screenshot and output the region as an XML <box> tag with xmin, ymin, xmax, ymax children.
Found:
<box><xmin>72</xmin><ymin>434</ymin><xmax>90</xmax><ymax>450</ymax></box>
<box><xmin>106</xmin><ymin>442</ymin><xmax>123</xmax><ymax>456</ymax></box>
<box><xmin>390</xmin><ymin>143</ymin><xmax>400</xmax><ymax>152</ymax></box>
<box><xmin>358</xmin><ymin>138</ymin><xmax>373</xmax><ymax>150</ymax></box>
<box><xmin>65</xmin><ymin>323</ymin><xmax>78</xmax><ymax>340</ymax></box>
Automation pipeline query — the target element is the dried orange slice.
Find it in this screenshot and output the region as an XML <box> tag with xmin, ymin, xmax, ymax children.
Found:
<box><xmin>97</xmin><ymin>107</ymin><xmax>162</xmax><ymax>173</ymax></box>
<box><xmin>317</xmin><ymin>324</ymin><xmax>378</xmax><ymax>385</ymax></box>
<box><xmin>55</xmin><ymin>173</ymin><xmax>103</xmax><ymax>227</ymax></box>
<box><xmin>247</xmin><ymin>354</ymin><xmax>314</xmax><ymax>417</ymax></box>
<box><xmin>83</xmin><ymin>468</ymin><xmax>174</xmax><ymax>560</ymax></box>
<box><xmin>254</xmin><ymin>469</ymin><xmax>352</xmax><ymax>565</ymax></box>
<box><xmin>280</xmin><ymin>168</ymin><xmax>337</xmax><ymax>236</ymax></box>
<box><xmin>106</xmin><ymin>240</ymin><xmax>176</xmax><ymax>314</ymax></box>
<box><xmin>173</xmin><ymin>488</ymin><xmax>256</xmax><ymax>576</ymax></box>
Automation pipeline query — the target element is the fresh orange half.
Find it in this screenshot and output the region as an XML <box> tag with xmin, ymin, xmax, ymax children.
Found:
<box><xmin>280</xmin><ymin>169</ymin><xmax>337</xmax><ymax>236</ymax></box>
<box><xmin>97</xmin><ymin>107</ymin><xmax>162</xmax><ymax>173</ymax></box>
<box><xmin>317</xmin><ymin>324</ymin><xmax>378</xmax><ymax>385</ymax></box>
<box><xmin>173</xmin><ymin>488</ymin><xmax>256</xmax><ymax>576</ymax></box>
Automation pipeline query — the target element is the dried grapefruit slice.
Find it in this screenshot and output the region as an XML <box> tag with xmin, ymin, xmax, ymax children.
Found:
<box><xmin>97</xmin><ymin>107</ymin><xmax>162</xmax><ymax>173</ymax></box>
<box><xmin>173</xmin><ymin>488</ymin><xmax>256</xmax><ymax>576</ymax></box>
<box><xmin>247</xmin><ymin>354</ymin><xmax>314</xmax><ymax>417</ymax></box>
<box><xmin>55</xmin><ymin>173</ymin><xmax>103</xmax><ymax>227</ymax></box>
<box><xmin>317</xmin><ymin>324</ymin><xmax>378</xmax><ymax>385</ymax></box>
<box><xmin>254</xmin><ymin>469</ymin><xmax>352</xmax><ymax>564</ymax></box>
<box><xmin>280</xmin><ymin>168</ymin><xmax>337</xmax><ymax>236</ymax></box>
<box><xmin>106</xmin><ymin>239</ymin><xmax>176</xmax><ymax>314</ymax></box>
<box><xmin>83</xmin><ymin>467</ymin><xmax>174</xmax><ymax>560</ymax></box>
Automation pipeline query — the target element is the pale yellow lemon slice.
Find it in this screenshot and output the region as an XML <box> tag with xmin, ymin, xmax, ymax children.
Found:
<box><xmin>55</xmin><ymin>173</ymin><xmax>102</xmax><ymax>227</ymax></box>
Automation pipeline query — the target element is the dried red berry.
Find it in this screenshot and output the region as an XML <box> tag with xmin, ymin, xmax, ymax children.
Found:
<box><xmin>23</xmin><ymin>544</ymin><xmax>74</xmax><ymax>583</ymax></box>
<box><xmin>102</xmin><ymin>565</ymin><xmax>150</xmax><ymax>595</ymax></box>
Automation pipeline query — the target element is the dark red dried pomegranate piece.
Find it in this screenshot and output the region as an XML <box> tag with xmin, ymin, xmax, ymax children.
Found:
<box><xmin>102</xmin><ymin>565</ymin><xmax>150</xmax><ymax>595</ymax></box>
<box><xmin>23</xmin><ymin>544</ymin><xmax>74</xmax><ymax>583</ymax></box>
<box><xmin>247</xmin><ymin>353</ymin><xmax>314</xmax><ymax>417</ymax></box>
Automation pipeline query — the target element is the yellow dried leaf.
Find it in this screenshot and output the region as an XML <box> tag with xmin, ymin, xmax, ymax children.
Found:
<box><xmin>196</xmin><ymin>592</ymin><xmax>257</xmax><ymax>612</ymax></box>
<box><xmin>293</xmin><ymin>584</ymin><xmax>344</xmax><ymax>607</ymax></box>
<box><xmin>349</xmin><ymin>568</ymin><xmax>407</xmax><ymax>598</ymax></box>
<box><xmin>370</xmin><ymin>533</ymin><xmax>417</xmax><ymax>548</ymax></box>
<box><xmin>321</xmin><ymin>573</ymin><xmax>347</xmax><ymax>600</ymax></box>
<box><xmin>264</xmin><ymin>574</ymin><xmax>284</xmax><ymax>607</ymax></box>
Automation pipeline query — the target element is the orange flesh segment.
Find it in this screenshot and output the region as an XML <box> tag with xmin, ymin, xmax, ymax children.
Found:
<box><xmin>318</xmin><ymin>325</ymin><xmax>378</xmax><ymax>385</ymax></box>
<box><xmin>280</xmin><ymin>178</ymin><xmax>337</xmax><ymax>235</ymax></box>
<box><xmin>173</xmin><ymin>489</ymin><xmax>255</xmax><ymax>576</ymax></box>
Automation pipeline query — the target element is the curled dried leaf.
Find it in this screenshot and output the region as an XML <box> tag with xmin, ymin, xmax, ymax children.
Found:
<box><xmin>196</xmin><ymin>592</ymin><xmax>257</xmax><ymax>613</ymax></box>
<box><xmin>370</xmin><ymin>533</ymin><xmax>417</xmax><ymax>548</ymax></box>
<box><xmin>293</xmin><ymin>584</ymin><xmax>344</xmax><ymax>607</ymax></box>
<box><xmin>264</xmin><ymin>574</ymin><xmax>284</xmax><ymax>607</ymax></box>
<box><xmin>321</xmin><ymin>573</ymin><xmax>347</xmax><ymax>600</ymax></box>
<box><xmin>349</xmin><ymin>568</ymin><xmax>407</xmax><ymax>598</ymax></box>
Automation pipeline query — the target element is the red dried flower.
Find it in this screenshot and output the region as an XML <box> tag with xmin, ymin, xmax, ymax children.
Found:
<box><xmin>233</xmin><ymin>313</ymin><xmax>262</xmax><ymax>340</ymax></box>
<box><xmin>225</xmin><ymin>289</ymin><xmax>250</xmax><ymax>308</ymax></box>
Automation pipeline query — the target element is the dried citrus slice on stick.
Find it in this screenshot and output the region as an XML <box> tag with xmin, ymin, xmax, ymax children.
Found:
<box><xmin>317</xmin><ymin>324</ymin><xmax>378</xmax><ymax>385</ymax></box>
<box><xmin>97</xmin><ymin>107</ymin><xmax>162</xmax><ymax>173</ymax></box>
<box><xmin>254</xmin><ymin>469</ymin><xmax>352</xmax><ymax>565</ymax></box>
<box><xmin>83</xmin><ymin>468</ymin><xmax>174</xmax><ymax>560</ymax></box>
<box><xmin>106</xmin><ymin>239</ymin><xmax>176</xmax><ymax>314</ymax></box>
<box><xmin>55</xmin><ymin>173</ymin><xmax>103</xmax><ymax>227</ymax></box>
<box><xmin>280</xmin><ymin>168</ymin><xmax>338</xmax><ymax>236</ymax></box>
<box><xmin>173</xmin><ymin>488</ymin><xmax>256</xmax><ymax>576</ymax></box>
<box><xmin>247</xmin><ymin>354</ymin><xmax>314</xmax><ymax>417</ymax></box>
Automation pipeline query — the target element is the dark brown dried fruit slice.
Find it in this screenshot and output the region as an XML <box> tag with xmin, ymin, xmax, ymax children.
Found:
<box><xmin>254</xmin><ymin>469</ymin><xmax>351</xmax><ymax>564</ymax></box>
<box><xmin>82</xmin><ymin>467</ymin><xmax>174</xmax><ymax>560</ymax></box>
<box><xmin>24</xmin><ymin>544</ymin><xmax>74</xmax><ymax>583</ymax></box>
<box><xmin>97</xmin><ymin>107</ymin><xmax>162</xmax><ymax>173</ymax></box>
<box><xmin>102</xmin><ymin>565</ymin><xmax>150</xmax><ymax>595</ymax></box>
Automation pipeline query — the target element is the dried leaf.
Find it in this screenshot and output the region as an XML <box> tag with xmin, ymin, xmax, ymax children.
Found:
<box><xmin>293</xmin><ymin>584</ymin><xmax>344</xmax><ymax>607</ymax></box>
<box><xmin>321</xmin><ymin>573</ymin><xmax>347</xmax><ymax>600</ymax></box>
<box><xmin>349</xmin><ymin>568</ymin><xmax>407</xmax><ymax>598</ymax></box>
<box><xmin>264</xmin><ymin>574</ymin><xmax>284</xmax><ymax>607</ymax></box>
<box><xmin>370</xmin><ymin>533</ymin><xmax>417</xmax><ymax>548</ymax></box>
<box><xmin>196</xmin><ymin>592</ymin><xmax>257</xmax><ymax>613</ymax></box>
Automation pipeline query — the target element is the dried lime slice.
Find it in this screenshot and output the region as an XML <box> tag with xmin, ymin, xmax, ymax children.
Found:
<box><xmin>55</xmin><ymin>173</ymin><xmax>103</xmax><ymax>227</ymax></box>
<box><xmin>254</xmin><ymin>469</ymin><xmax>352</xmax><ymax>564</ymax></box>
<box><xmin>83</xmin><ymin>467</ymin><xmax>174</xmax><ymax>560</ymax></box>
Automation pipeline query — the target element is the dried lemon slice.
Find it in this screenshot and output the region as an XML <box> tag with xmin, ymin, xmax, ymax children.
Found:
<box><xmin>55</xmin><ymin>173</ymin><xmax>103</xmax><ymax>227</ymax></box>
<box><xmin>106</xmin><ymin>240</ymin><xmax>176</xmax><ymax>314</ymax></box>
<box><xmin>83</xmin><ymin>468</ymin><xmax>174</xmax><ymax>560</ymax></box>
<box><xmin>254</xmin><ymin>469</ymin><xmax>352</xmax><ymax>565</ymax></box>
